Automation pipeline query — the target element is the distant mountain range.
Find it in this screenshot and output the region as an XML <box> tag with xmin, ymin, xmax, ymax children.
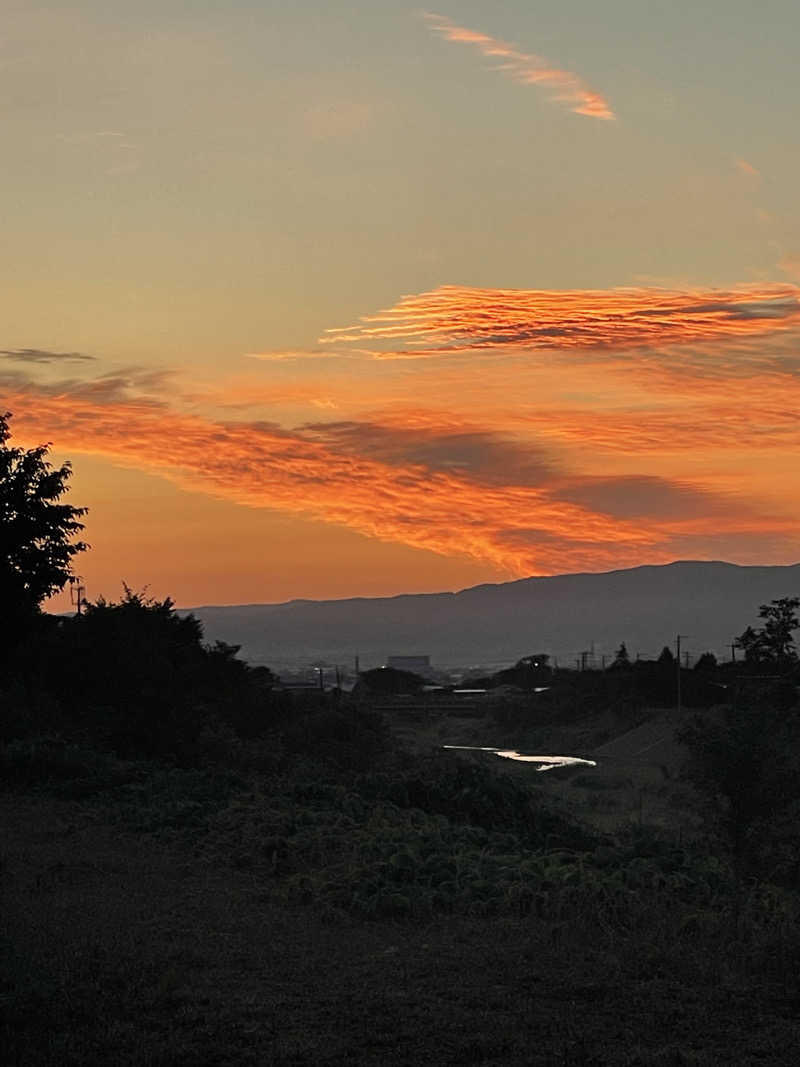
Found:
<box><xmin>187</xmin><ymin>560</ymin><xmax>800</xmax><ymax>672</ymax></box>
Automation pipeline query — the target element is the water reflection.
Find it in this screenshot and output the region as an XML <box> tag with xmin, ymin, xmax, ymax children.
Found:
<box><xmin>442</xmin><ymin>745</ymin><xmax>597</xmax><ymax>773</ymax></box>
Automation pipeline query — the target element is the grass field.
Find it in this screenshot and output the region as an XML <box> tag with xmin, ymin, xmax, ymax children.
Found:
<box><xmin>3</xmin><ymin>706</ymin><xmax>800</xmax><ymax>1067</ymax></box>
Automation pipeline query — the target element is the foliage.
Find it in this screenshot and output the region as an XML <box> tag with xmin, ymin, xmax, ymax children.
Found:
<box><xmin>279</xmin><ymin>702</ymin><xmax>390</xmax><ymax>772</ymax></box>
<box><xmin>0</xmin><ymin>411</ymin><xmax>87</xmax><ymax>623</ymax></box>
<box><xmin>197</xmin><ymin>761</ymin><xmax>754</xmax><ymax>928</ymax></box>
<box><xmin>489</xmin><ymin>653</ymin><xmax>552</xmax><ymax>689</ymax></box>
<box><xmin>7</xmin><ymin>587</ymin><xmax>278</xmax><ymax>761</ymax></box>
<box><xmin>105</xmin><ymin>765</ymin><xmax>245</xmax><ymax>833</ymax></box>
<box><xmin>0</xmin><ymin>736</ymin><xmax>136</xmax><ymax>793</ymax></box>
<box><xmin>356</xmin><ymin>666</ymin><xmax>425</xmax><ymax>695</ymax></box>
<box><xmin>736</xmin><ymin>597</ymin><xmax>800</xmax><ymax>665</ymax></box>
<box><xmin>356</xmin><ymin>752</ymin><xmax>596</xmax><ymax>850</ymax></box>
<box><xmin>7</xmin><ymin>779</ymin><xmax>800</xmax><ymax>1067</ymax></box>
<box><xmin>610</xmin><ymin>641</ymin><xmax>630</xmax><ymax>668</ymax></box>
<box><xmin>678</xmin><ymin>688</ymin><xmax>800</xmax><ymax>879</ymax></box>
<box><xmin>694</xmin><ymin>651</ymin><xmax>718</xmax><ymax>671</ymax></box>
<box><xmin>6</xmin><ymin>550</ymin><xmax>800</xmax><ymax>1062</ymax></box>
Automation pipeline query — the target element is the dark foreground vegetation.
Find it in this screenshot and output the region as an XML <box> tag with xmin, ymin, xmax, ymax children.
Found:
<box><xmin>3</xmin><ymin>412</ymin><xmax>800</xmax><ymax>1064</ymax></box>
<box><xmin>4</xmin><ymin>594</ymin><xmax>800</xmax><ymax>1065</ymax></box>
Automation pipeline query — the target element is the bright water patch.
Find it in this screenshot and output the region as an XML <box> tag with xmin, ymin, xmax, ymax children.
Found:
<box><xmin>442</xmin><ymin>745</ymin><xmax>597</xmax><ymax>773</ymax></box>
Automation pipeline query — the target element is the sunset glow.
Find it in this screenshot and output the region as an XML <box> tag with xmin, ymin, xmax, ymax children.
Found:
<box><xmin>3</xmin><ymin>0</ymin><xmax>800</xmax><ymax>609</ymax></box>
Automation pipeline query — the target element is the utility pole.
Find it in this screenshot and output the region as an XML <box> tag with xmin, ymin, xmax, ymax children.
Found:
<box><xmin>730</xmin><ymin>643</ymin><xmax>737</xmax><ymax>665</ymax></box>
<box><xmin>676</xmin><ymin>635</ymin><xmax>689</xmax><ymax>716</ymax></box>
<box><xmin>70</xmin><ymin>583</ymin><xmax>86</xmax><ymax>616</ymax></box>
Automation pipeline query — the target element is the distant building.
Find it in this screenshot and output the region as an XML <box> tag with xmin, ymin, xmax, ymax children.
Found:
<box><xmin>386</xmin><ymin>654</ymin><xmax>433</xmax><ymax>677</ymax></box>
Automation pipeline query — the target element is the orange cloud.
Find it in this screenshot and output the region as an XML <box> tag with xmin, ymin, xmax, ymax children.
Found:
<box><xmin>516</xmin><ymin>400</ymin><xmax>800</xmax><ymax>454</ymax></box>
<box><xmin>5</xmin><ymin>378</ymin><xmax>797</xmax><ymax>580</ymax></box>
<box><xmin>423</xmin><ymin>12</ymin><xmax>614</xmax><ymax>120</ymax></box>
<box><xmin>8</xmin><ymin>263</ymin><xmax>800</xmax><ymax>588</ymax></box>
<box><xmin>4</xmin><ymin>389</ymin><xmax>654</xmax><ymax>575</ymax></box>
<box><xmin>735</xmin><ymin>158</ymin><xmax>760</xmax><ymax>178</ymax></box>
<box><xmin>324</xmin><ymin>283</ymin><xmax>800</xmax><ymax>357</ymax></box>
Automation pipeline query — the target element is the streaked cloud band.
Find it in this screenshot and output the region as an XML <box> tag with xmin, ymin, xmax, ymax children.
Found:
<box><xmin>423</xmin><ymin>13</ymin><xmax>614</xmax><ymax>120</ymax></box>
<box><xmin>325</xmin><ymin>283</ymin><xmax>800</xmax><ymax>357</ymax></box>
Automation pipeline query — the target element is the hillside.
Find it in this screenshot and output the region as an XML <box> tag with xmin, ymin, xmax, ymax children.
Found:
<box><xmin>188</xmin><ymin>559</ymin><xmax>800</xmax><ymax>669</ymax></box>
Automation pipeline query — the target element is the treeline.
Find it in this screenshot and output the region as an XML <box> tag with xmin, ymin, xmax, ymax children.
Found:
<box><xmin>3</xmin><ymin>588</ymin><xmax>280</xmax><ymax>763</ymax></box>
<box><xmin>3</xmin><ymin>586</ymin><xmax>418</xmax><ymax>793</ymax></box>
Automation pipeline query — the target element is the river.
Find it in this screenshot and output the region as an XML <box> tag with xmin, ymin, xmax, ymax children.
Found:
<box><xmin>442</xmin><ymin>745</ymin><xmax>597</xmax><ymax>772</ymax></box>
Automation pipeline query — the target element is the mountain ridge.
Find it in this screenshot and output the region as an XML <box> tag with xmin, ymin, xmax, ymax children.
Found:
<box><xmin>186</xmin><ymin>560</ymin><xmax>800</xmax><ymax>670</ymax></box>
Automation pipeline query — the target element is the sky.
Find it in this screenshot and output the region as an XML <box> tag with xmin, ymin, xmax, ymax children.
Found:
<box><xmin>4</xmin><ymin>0</ymin><xmax>800</xmax><ymax>609</ymax></box>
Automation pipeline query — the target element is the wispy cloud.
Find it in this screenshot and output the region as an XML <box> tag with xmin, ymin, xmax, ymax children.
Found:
<box><xmin>735</xmin><ymin>157</ymin><xmax>760</xmax><ymax>179</ymax></box>
<box><xmin>423</xmin><ymin>12</ymin><xmax>614</xmax><ymax>120</ymax></box>
<box><xmin>0</xmin><ymin>365</ymin><xmax>174</xmax><ymax>406</ymax></box>
<box><xmin>0</xmin><ymin>347</ymin><xmax>95</xmax><ymax>364</ymax></box>
<box><xmin>245</xmin><ymin>349</ymin><xmax>358</xmax><ymax>362</ymax></box>
<box><xmin>324</xmin><ymin>283</ymin><xmax>800</xmax><ymax>357</ymax></box>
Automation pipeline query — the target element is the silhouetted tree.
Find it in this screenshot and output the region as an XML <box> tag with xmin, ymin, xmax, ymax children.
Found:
<box><xmin>760</xmin><ymin>597</ymin><xmax>799</xmax><ymax>659</ymax></box>
<box><xmin>694</xmin><ymin>651</ymin><xmax>718</xmax><ymax>671</ymax></box>
<box><xmin>679</xmin><ymin>689</ymin><xmax>800</xmax><ymax>877</ymax></box>
<box><xmin>611</xmin><ymin>642</ymin><xmax>630</xmax><ymax>669</ymax></box>
<box><xmin>736</xmin><ymin>598</ymin><xmax>799</xmax><ymax>666</ymax></box>
<box><xmin>48</xmin><ymin>586</ymin><xmax>275</xmax><ymax>759</ymax></box>
<box><xmin>357</xmin><ymin>666</ymin><xmax>425</xmax><ymax>696</ymax></box>
<box><xmin>492</xmin><ymin>653</ymin><xmax>552</xmax><ymax>689</ymax></box>
<box><xmin>0</xmin><ymin>412</ymin><xmax>87</xmax><ymax>624</ymax></box>
<box><xmin>736</xmin><ymin>625</ymin><xmax>766</xmax><ymax>664</ymax></box>
<box><xmin>657</xmin><ymin>645</ymin><xmax>675</xmax><ymax>665</ymax></box>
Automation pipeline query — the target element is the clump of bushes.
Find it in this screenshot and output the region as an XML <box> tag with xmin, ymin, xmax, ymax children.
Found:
<box><xmin>0</xmin><ymin>736</ymin><xmax>140</xmax><ymax>795</ymax></box>
<box><xmin>572</xmin><ymin>774</ymin><xmax>633</xmax><ymax>791</ymax></box>
<box><xmin>197</xmin><ymin>771</ymin><xmax>764</xmax><ymax>931</ymax></box>
<box><xmin>280</xmin><ymin>703</ymin><xmax>390</xmax><ymax>772</ymax></box>
<box><xmin>356</xmin><ymin>753</ymin><xmax>596</xmax><ymax>850</ymax></box>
